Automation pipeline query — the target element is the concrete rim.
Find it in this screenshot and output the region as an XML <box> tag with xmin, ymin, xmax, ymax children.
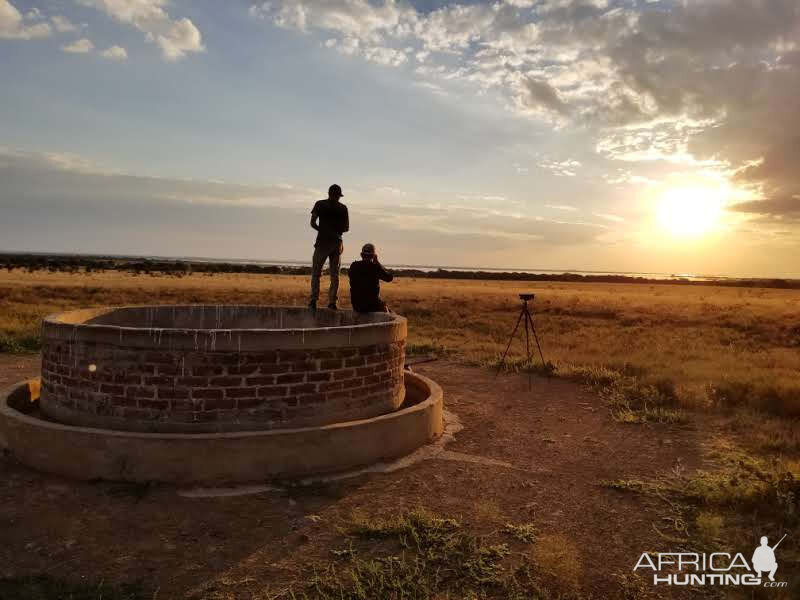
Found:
<box><xmin>42</xmin><ymin>305</ymin><xmax>408</xmax><ymax>351</ymax></box>
<box><xmin>0</xmin><ymin>371</ymin><xmax>443</xmax><ymax>484</ymax></box>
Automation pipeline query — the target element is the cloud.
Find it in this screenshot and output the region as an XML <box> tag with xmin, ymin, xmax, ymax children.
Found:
<box><xmin>250</xmin><ymin>0</ymin><xmax>409</xmax><ymax>41</ymax></box>
<box><xmin>51</xmin><ymin>15</ymin><xmax>78</xmax><ymax>33</ymax></box>
<box><xmin>375</xmin><ymin>186</ymin><xmax>405</xmax><ymax>196</ymax></box>
<box><xmin>61</xmin><ymin>38</ymin><xmax>94</xmax><ymax>54</ymax></box>
<box><xmin>252</xmin><ymin>0</ymin><xmax>800</xmax><ymax>223</ymax></box>
<box><xmin>100</xmin><ymin>45</ymin><xmax>127</xmax><ymax>60</ymax></box>
<box><xmin>732</xmin><ymin>137</ymin><xmax>800</xmax><ymax>217</ymax></box>
<box><xmin>593</xmin><ymin>212</ymin><xmax>625</xmax><ymax>223</ymax></box>
<box><xmin>78</xmin><ymin>0</ymin><xmax>204</xmax><ymax>60</ymax></box>
<box><xmin>0</xmin><ymin>147</ymin><xmax>321</xmax><ymax>260</ymax></box>
<box><xmin>252</xmin><ymin>0</ymin><xmax>412</xmax><ymax>66</ymax></box>
<box><xmin>0</xmin><ymin>146</ymin><xmax>611</xmax><ymax>264</ymax></box>
<box><xmin>360</xmin><ymin>200</ymin><xmax>605</xmax><ymax>245</ymax></box>
<box><xmin>728</xmin><ymin>194</ymin><xmax>800</xmax><ymax>220</ymax></box>
<box><xmin>538</xmin><ymin>158</ymin><xmax>581</xmax><ymax>177</ymax></box>
<box><xmin>518</xmin><ymin>77</ymin><xmax>570</xmax><ymax>117</ymax></box>
<box><xmin>411</xmin><ymin>80</ymin><xmax>448</xmax><ymax>96</ymax></box>
<box><xmin>0</xmin><ymin>146</ymin><xmax>319</xmax><ymax>213</ymax></box>
<box><xmin>0</xmin><ymin>0</ymin><xmax>51</xmax><ymax>39</ymax></box>
<box><xmin>154</xmin><ymin>17</ymin><xmax>203</xmax><ymax>61</ymax></box>
<box><xmin>412</xmin><ymin>3</ymin><xmax>496</xmax><ymax>52</ymax></box>
<box><xmin>0</xmin><ymin>146</ymin><xmax>118</xmax><ymax>174</ymax></box>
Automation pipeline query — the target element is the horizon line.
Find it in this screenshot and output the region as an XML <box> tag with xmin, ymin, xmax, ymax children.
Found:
<box><xmin>2</xmin><ymin>249</ymin><xmax>798</xmax><ymax>281</ymax></box>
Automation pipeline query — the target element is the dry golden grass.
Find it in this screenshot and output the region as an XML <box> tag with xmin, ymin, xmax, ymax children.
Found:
<box><xmin>1</xmin><ymin>268</ymin><xmax>799</xmax><ymax>415</ymax></box>
<box><xmin>532</xmin><ymin>533</ymin><xmax>582</xmax><ymax>593</ymax></box>
<box><xmin>695</xmin><ymin>511</ymin><xmax>724</xmax><ymax>543</ymax></box>
<box><xmin>2</xmin><ymin>268</ymin><xmax>797</xmax><ymax>599</ymax></box>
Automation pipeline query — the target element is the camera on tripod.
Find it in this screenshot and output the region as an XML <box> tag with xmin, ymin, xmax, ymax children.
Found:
<box><xmin>496</xmin><ymin>292</ymin><xmax>547</xmax><ymax>388</ymax></box>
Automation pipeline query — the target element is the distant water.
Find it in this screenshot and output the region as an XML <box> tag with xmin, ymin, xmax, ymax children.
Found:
<box><xmin>143</xmin><ymin>255</ymin><xmax>746</xmax><ymax>282</ymax></box>
<box><xmin>12</xmin><ymin>251</ymin><xmax>794</xmax><ymax>281</ymax></box>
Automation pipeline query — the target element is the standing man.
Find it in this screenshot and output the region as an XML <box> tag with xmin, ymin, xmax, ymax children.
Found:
<box><xmin>348</xmin><ymin>243</ymin><xmax>393</xmax><ymax>313</ymax></box>
<box><xmin>309</xmin><ymin>184</ymin><xmax>349</xmax><ymax>310</ymax></box>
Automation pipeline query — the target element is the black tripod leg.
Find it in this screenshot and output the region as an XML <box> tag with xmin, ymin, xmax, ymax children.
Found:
<box><xmin>496</xmin><ymin>308</ymin><xmax>525</xmax><ymax>377</ymax></box>
<box><xmin>523</xmin><ymin>304</ymin><xmax>532</xmax><ymax>390</ymax></box>
<box><xmin>527</xmin><ymin>311</ymin><xmax>546</xmax><ymax>370</ymax></box>
<box><xmin>523</xmin><ymin>305</ymin><xmax>531</xmax><ymax>359</ymax></box>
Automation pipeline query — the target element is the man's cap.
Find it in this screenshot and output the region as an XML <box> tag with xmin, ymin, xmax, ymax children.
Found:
<box><xmin>329</xmin><ymin>184</ymin><xmax>344</xmax><ymax>197</ymax></box>
<box><xmin>361</xmin><ymin>243</ymin><xmax>376</xmax><ymax>256</ymax></box>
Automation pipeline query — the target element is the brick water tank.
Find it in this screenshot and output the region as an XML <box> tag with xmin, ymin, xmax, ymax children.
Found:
<box><xmin>40</xmin><ymin>306</ymin><xmax>406</xmax><ymax>433</ymax></box>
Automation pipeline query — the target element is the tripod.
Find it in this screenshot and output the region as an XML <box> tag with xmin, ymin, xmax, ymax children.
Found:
<box><xmin>496</xmin><ymin>294</ymin><xmax>546</xmax><ymax>389</ymax></box>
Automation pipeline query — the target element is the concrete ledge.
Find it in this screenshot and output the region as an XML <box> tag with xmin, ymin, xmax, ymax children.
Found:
<box><xmin>43</xmin><ymin>305</ymin><xmax>408</xmax><ymax>351</ymax></box>
<box><xmin>0</xmin><ymin>372</ymin><xmax>443</xmax><ymax>484</ymax></box>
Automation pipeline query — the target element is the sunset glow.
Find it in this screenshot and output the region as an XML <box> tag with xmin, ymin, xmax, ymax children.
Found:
<box><xmin>1</xmin><ymin>0</ymin><xmax>799</xmax><ymax>277</ymax></box>
<box><xmin>656</xmin><ymin>186</ymin><xmax>726</xmax><ymax>238</ymax></box>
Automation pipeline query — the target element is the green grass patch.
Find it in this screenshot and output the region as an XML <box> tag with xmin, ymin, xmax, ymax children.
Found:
<box><xmin>598</xmin><ymin>375</ymin><xmax>687</xmax><ymax>425</ymax></box>
<box><xmin>601</xmin><ymin>440</ymin><xmax>800</xmax><ymax>568</ymax></box>
<box><xmin>481</xmin><ymin>355</ymin><xmax>557</xmax><ymax>377</ymax></box>
<box><xmin>0</xmin><ymin>334</ymin><xmax>41</xmax><ymax>354</ymax></box>
<box><xmin>287</xmin><ymin>510</ymin><xmax>573</xmax><ymax>600</ymax></box>
<box><xmin>503</xmin><ymin>522</ymin><xmax>538</xmax><ymax>544</ymax></box>
<box><xmin>405</xmin><ymin>340</ymin><xmax>449</xmax><ymax>357</ymax></box>
<box><xmin>599</xmin><ymin>479</ymin><xmax>653</xmax><ymax>494</ymax></box>
<box><xmin>602</xmin><ymin>455</ymin><xmax>798</xmax><ymax>519</ymax></box>
<box><xmin>488</xmin><ymin>358</ymin><xmax>686</xmax><ymax>425</ymax></box>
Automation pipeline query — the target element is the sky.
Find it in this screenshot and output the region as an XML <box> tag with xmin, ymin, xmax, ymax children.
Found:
<box><xmin>1</xmin><ymin>0</ymin><xmax>799</xmax><ymax>277</ymax></box>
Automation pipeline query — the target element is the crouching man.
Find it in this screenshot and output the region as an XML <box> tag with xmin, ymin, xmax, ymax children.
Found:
<box><xmin>348</xmin><ymin>243</ymin><xmax>393</xmax><ymax>313</ymax></box>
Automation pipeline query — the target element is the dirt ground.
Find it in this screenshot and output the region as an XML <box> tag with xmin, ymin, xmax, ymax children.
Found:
<box><xmin>1</xmin><ymin>354</ymin><xmax>711</xmax><ymax>599</ymax></box>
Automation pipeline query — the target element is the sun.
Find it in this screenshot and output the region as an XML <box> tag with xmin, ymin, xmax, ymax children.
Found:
<box><xmin>655</xmin><ymin>186</ymin><xmax>725</xmax><ymax>237</ymax></box>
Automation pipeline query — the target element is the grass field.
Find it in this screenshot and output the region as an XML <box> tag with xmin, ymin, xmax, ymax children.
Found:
<box><xmin>2</xmin><ymin>268</ymin><xmax>799</xmax><ymax>416</ymax></box>
<box><xmin>1</xmin><ymin>268</ymin><xmax>798</xmax><ymax>597</ymax></box>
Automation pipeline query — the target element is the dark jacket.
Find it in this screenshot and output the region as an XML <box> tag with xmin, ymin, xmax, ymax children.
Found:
<box><xmin>348</xmin><ymin>259</ymin><xmax>392</xmax><ymax>312</ymax></box>
<box><xmin>311</xmin><ymin>199</ymin><xmax>349</xmax><ymax>245</ymax></box>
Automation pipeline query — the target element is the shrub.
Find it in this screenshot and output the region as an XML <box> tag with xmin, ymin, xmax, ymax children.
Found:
<box><xmin>0</xmin><ymin>335</ymin><xmax>41</xmax><ymax>354</ymax></box>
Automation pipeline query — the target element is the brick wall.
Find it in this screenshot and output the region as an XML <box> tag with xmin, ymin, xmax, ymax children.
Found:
<box><xmin>41</xmin><ymin>340</ymin><xmax>405</xmax><ymax>431</ymax></box>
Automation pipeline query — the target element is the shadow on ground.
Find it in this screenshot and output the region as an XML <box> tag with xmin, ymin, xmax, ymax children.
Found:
<box><xmin>0</xmin><ymin>356</ymin><xmax>705</xmax><ymax>598</ymax></box>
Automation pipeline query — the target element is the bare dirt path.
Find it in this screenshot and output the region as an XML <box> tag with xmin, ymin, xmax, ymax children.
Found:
<box><xmin>0</xmin><ymin>354</ymin><xmax>705</xmax><ymax>598</ymax></box>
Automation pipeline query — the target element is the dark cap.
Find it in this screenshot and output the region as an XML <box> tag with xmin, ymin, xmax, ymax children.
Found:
<box><xmin>328</xmin><ymin>184</ymin><xmax>344</xmax><ymax>197</ymax></box>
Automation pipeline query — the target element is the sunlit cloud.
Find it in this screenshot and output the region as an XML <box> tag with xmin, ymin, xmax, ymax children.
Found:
<box><xmin>3</xmin><ymin>1</ymin><xmax>800</xmax><ymax>275</ymax></box>
<box><xmin>77</xmin><ymin>0</ymin><xmax>204</xmax><ymax>60</ymax></box>
<box><xmin>593</xmin><ymin>213</ymin><xmax>625</xmax><ymax>223</ymax></box>
<box><xmin>51</xmin><ymin>15</ymin><xmax>78</xmax><ymax>33</ymax></box>
<box><xmin>251</xmin><ymin>0</ymin><xmax>800</xmax><ymax>244</ymax></box>
<box><xmin>0</xmin><ymin>0</ymin><xmax>52</xmax><ymax>39</ymax></box>
<box><xmin>100</xmin><ymin>45</ymin><xmax>127</xmax><ymax>60</ymax></box>
<box><xmin>61</xmin><ymin>37</ymin><xmax>94</xmax><ymax>53</ymax></box>
<box><xmin>538</xmin><ymin>158</ymin><xmax>581</xmax><ymax>177</ymax></box>
<box><xmin>375</xmin><ymin>186</ymin><xmax>406</xmax><ymax>196</ymax></box>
